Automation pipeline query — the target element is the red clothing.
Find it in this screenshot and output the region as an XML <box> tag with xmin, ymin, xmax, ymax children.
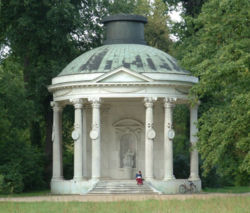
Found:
<box><xmin>136</xmin><ymin>177</ymin><xmax>143</xmax><ymax>185</ymax></box>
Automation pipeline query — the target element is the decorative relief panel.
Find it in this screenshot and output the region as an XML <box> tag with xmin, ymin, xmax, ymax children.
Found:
<box><xmin>113</xmin><ymin>118</ymin><xmax>143</xmax><ymax>168</ymax></box>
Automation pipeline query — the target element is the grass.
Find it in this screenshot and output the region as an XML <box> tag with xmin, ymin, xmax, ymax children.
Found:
<box><xmin>1</xmin><ymin>186</ymin><xmax>249</xmax><ymax>198</ymax></box>
<box><xmin>0</xmin><ymin>186</ymin><xmax>249</xmax><ymax>212</ymax></box>
<box><xmin>203</xmin><ymin>186</ymin><xmax>250</xmax><ymax>193</ymax></box>
<box><xmin>0</xmin><ymin>190</ymin><xmax>50</xmax><ymax>198</ymax></box>
<box><xmin>0</xmin><ymin>197</ymin><xmax>249</xmax><ymax>213</ymax></box>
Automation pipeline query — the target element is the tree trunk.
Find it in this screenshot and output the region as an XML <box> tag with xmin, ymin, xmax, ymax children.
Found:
<box><xmin>44</xmin><ymin>95</ymin><xmax>53</xmax><ymax>182</ymax></box>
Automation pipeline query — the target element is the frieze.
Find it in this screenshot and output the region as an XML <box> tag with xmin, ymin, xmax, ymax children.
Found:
<box><xmin>54</xmin><ymin>88</ymin><xmax>72</xmax><ymax>97</ymax></box>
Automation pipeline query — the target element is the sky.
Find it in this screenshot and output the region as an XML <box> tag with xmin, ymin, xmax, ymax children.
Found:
<box><xmin>169</xmin><ymin>9</ymin><xmax>182</xmax><ymax>22</ymax></box>
<box><xmin>168</xmin><ymin>3</ymin><xmax>183</xmax><ymax>41</ymax></box>
<box><xmin>168</xmin><ymin>3</ymin><xmax>183</xmax><ymax>23</ymax></box>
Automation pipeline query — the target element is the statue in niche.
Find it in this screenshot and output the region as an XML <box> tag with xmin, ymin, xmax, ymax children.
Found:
<box><xmin>122</xmin><ymin>149</ymin><xmax>134</xmax><ymax>168</ymax></box>
<box><xmin>120</xmin><ymin>133</ymin><xmax>136</xmax><ymax>168</ymax></box>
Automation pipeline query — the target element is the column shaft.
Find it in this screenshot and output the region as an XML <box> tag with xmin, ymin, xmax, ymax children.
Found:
<box><xmin>72</xmin><ymin>99</ymin><xmax>84</xmax><ymax>180</ymax></box>
<box><xmin>164</xmin><ymin>98</ymin><xmax>175</xmax><ymax>180</ymax></box>
<box><xmin>189</xmin><ymin>104</ymin><xmax>200</xmax><ymax>180</ymax></box>
<box><xmin>144</xmin><ymin>97</ymin><xmax>156</xmax><ymax>180</ymax></box>
<box><xmin>89</xmin><ymin>98</ymin><xmax>101</xmax><ymax>180</ymax></box>
<box><xmin>51</xmin><ymin>102</ymin><xmax>63</xmax><ymax>180</ymax></box>
<box><xmin>82</xmin><ymin>107</ymin><xmax>87</xmax><ymax>178</ymax></box>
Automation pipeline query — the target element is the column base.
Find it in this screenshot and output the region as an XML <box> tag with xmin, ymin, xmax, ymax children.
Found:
<box><xmin>91</xmin><ymin>177</ymin><xmax>100</xmax><ymax>181</ymax></box>
<box><xmin>164</xmin><ymin>175</ymin><xmax>176</xmax><ymax>181</ymax></box>
<box><xmin>188</xmin><ymin>176</ymin><xmax>200</xmax><ymax>181</ymax></box>
<box><xmin>51</xmin><ymin>177</ymin><xmax>64</xmax><ymax>181</ymax></box>
<box><xmin>73</xmin><ymin>177</ymin><xmax>87</xmax><ymax>182</ymax></box>
<box><xmin>145</xmin><ymin>177</ymin><xmax>154</xmax><ymax>181</ymax></box>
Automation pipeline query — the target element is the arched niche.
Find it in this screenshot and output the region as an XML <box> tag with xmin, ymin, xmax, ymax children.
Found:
<box><xmin>113</xmin><ymin>118</ymin><xmax>143</xmax><ymax>169</ymax></box>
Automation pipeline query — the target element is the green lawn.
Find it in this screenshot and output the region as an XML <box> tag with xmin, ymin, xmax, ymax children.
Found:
<box><xmin>0</xmin><ymin>197</ymin><xmax>249</xmax><ymax>213</ymax></box>
<box><xmin>1</xmin><ymin>186</ymin><xmax>249</xmax><ymax>198</ymax></box>
<box><xmin>203</xmin><ymin>186</ymin><xmax>250</xmax><ymax>193</ymax></box>
<box><xmin>0</xmin><ymin>186</ymin><xmax>249</xmax><ymax>198</ymax></box>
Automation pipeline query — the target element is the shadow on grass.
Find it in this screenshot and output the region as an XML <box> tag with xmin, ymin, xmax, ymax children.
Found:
<box><xmin>0</xmin><ymin>189</ymin><xmax>51</xmax><ymax>198</ymax></box>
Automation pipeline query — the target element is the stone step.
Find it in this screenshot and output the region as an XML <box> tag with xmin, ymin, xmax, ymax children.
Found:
<box><xmin>89</xmin><ymin>191</ymin><xmax>155</xmax><ymax>194</ymax></box>
<box><xmin>89</xmin><ymin>190</ymin><xmax>154</xmax><ymax>194</ymax></box>
<box><xmin>88</xmin><ymin>180</ymin><xmax>158</xmax><ymax>195</ymax></box>
<box><xmin>93</xmin><ymin>187</ymin><xmax>152</xmax><ymax>190</ymax></box>
<box><xmin>94</xmin><ymin>187</ymin><xmax>151</xmax><ymax>189</ymax></box>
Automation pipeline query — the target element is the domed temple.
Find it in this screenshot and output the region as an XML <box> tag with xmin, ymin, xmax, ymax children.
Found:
<box><xmin>48</xmin><ymin>14</ymin><xmax>201</xmax><ymax>194</ymax></box>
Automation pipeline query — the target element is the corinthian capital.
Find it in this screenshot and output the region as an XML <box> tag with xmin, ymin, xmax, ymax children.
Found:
<box><xmin>144</xmin><ymin>97</ymin><xmax>157</xmax><ymax>108</ymax></box>
<box><xmin>163</xmin><ymin>97</ymin><xmax>177</xmax><ymax>108</ymax></box>
<box><xmin>70</xmin><ymin>98</ymin><xmax>83</xmax><ymax>109</ymax></box>
<box><xmin>88</xmin><ymin>97</ymin><xmax>101</xmax><ymax>108</ymax></box>
<box><xmin>50</xmin><ymin>101</ymin><xmax>63</xmax><ymax>112</ymax></box>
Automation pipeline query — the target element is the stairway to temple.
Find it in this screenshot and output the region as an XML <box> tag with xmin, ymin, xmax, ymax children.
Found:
<box><xmin>88</xmin><ymin>180</ymin><xmax>159</xmax><ymax>194</ymax></box>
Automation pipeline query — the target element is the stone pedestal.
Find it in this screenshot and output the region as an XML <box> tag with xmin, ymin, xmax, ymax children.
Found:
<box><xmin>123</xmin><ymin>167</ymin><xmax>133</xmax><ymax>179</ymax></box>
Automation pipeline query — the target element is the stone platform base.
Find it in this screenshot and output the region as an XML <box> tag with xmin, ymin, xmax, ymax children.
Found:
<box><xmin>51</xmin><ymin>179</ymin><xmax>98</xmax><ymax>194</ymax></box>
<box><xmin>51</xmin><ymin>178</ymin><xmax>201</xmax><ymax>195</ymax></box>
<box><xmin>148</xmin><ymin>179</ymin><xmax>201</xmax><ymax>194</ymax></box>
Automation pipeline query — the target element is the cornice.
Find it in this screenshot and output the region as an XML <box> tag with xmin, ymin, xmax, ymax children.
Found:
<box><xmin>48</xmin><ymin>81</ymin><xmax>194</xmax><ymax>92</ymax></box>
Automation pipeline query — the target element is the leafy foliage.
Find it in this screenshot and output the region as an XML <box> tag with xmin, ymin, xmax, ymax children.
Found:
<box><xmin>166</xmin><ymin>0</ymin><xmax>208</xmax><ymax>17</ymax></box>
<box><xmin>173</xmin><ymin>105</ymin><xmax>190</xmax><ymax>178</ymax></box>
<box><xmin>174</xmin><ymin>0</ymin><xmax>250</xmax><ymax>185</ymax></box>
<box><xmin>141</xmin><ymin>0</ymin><xmax>172</xmax><ymax>53</ymax></box>
<box><xmin>0</xmin><ymin>58</ymin><xmax>45</xmax><ymax>193</ymax></box>
<box><xmin>0</xmin><ymin>0</ymin><xmax>108</xmax><ymax>186</ymax></box>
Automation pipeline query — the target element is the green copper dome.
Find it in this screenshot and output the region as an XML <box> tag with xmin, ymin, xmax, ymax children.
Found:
<box><xmin>59</xmin><ymin>44</ymin><xmax>189</xmax><ymax>76</ymax></box>
<box><xmin>59</xmin><ymin>14</ymin><xmax>189</xmax><ymax>77</ymax></box>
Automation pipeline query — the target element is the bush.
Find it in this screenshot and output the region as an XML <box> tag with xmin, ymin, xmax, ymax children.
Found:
<box><xmin>0</xmin><ymin>135</ymin><xmax>45</xmax><ymax>193</ymax></box>
<box><xmin>0</xmin><ymin>174</ymin><xmax>11</xmax><ymax>194</ymax></box>
<box><xmin>0</xmin><ymin>58</ymin><xmax>45</xmax><ymax>193</ymax></box>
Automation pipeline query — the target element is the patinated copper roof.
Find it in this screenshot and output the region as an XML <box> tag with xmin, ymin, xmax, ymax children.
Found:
<box><xmin>59</xmin><ymin>44</ymin><xmax>189</xmax><ymax>76</ymax></box>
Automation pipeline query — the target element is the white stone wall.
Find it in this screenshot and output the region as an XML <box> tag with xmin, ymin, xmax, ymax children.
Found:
<box><xmin>84</xmin><ymin>100</ymin><xmax>166</xmax><ymax>180</ymax></box>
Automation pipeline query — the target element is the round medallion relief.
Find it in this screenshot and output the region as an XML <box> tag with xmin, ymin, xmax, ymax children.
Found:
<box><xmin>147</xmin><ymin>129</ymin><xmax>156</xmax><ymax>139</ymax></box>
<box><xmin>168</xmin><ymin>129</ymin><xmax>175</xmax><ymax>140</ymax></box>
<box><xmin>71</xmin><ymin>130</ymin><xmax>79</xmax><ymax>140</ymax></box>
<box><xmin>90</xmin><ymin>130</ymin><xmax>99</xmax><ymax>140</ymax></box>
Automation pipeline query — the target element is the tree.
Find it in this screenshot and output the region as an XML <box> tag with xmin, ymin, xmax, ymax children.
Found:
<box><xmin>0</xmin><ymin>57</ymin><xmax>45</xmax><ymax>192</ymax></box>
<box><xmin>108</xmin><ymin>0</ymin><xmax>137</xmax><ymax>14</ymax></box>
<box><xmin>0</xmin><ymin>0</ymin><xmax>108</xmax><ymax>183</ymax></box>
<box><xmin>136</xmin><ymin>0</ymin><xmax>172</xmax><ymax>53</ymax></box>
<box><xmin>108</xmin><ymin>0</ymin><xmax>172</xmax><ymax>52</ymax></box>
<box><xmin>166</xmin><ymin>0</ymin><xmax>208</xmax><ymax>17</ymax></box>
<box><xmin>174</xmin><ymin>0</ymin><xmax>250</xmax><ymax>185</ymax></box>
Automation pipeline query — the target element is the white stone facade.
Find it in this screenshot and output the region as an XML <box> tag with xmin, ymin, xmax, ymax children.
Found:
<box><xmin>49</xmin><ymin>67</ymin><xmax>201</xmax><ymax>194</ymax></box>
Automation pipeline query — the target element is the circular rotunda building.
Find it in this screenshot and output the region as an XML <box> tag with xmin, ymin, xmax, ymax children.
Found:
<box><xmin>48</xmin><ymin>14</ymin><xmax>201</xmax><ymax>194</ymax></box>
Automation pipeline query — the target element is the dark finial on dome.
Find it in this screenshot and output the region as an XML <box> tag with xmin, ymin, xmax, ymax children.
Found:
<box><xmin>102</xmin><ymin>14</ymin><xmax>147</xmax><ymax>45</ymax></box>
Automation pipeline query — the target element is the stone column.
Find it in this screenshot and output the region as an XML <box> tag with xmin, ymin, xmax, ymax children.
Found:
<box><xmin>89</xmin><ymin>97</ymin><xmax>101</xmax><ymax>180</ymax></box>
<box><xmin>189</xmin><ymin>104</ymin><xmax>200</xmax><ymax>180</ymax></box>
<box><xmin>164</xmin><ymin>98</ymin><xmax>176</xmax><ymax>180</ymax></box>
<box><xmin>71</xmin><ymin>98</ymin><xmax>84</xmax><ymax>181</ymax></box>
<box><xmin>82</xmin><ymin>106</ymin><xmax>87</xmax><ymax>179</ymax></box>
<box><xmin>144</xmin><ymin>97</ymin><xmax>157</xmax><ymax>180</ymax></box>
<box><xmin>51</xmin><ymin>101</ymin><xmax>63</xmax><ymax>180</ymax></box>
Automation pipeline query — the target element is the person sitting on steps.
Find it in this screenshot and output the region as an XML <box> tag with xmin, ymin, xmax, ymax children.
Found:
<box><xmin>136</xmin><ymin>171</ymin><xmax>143</xmax><ymax>185</ymax></box>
